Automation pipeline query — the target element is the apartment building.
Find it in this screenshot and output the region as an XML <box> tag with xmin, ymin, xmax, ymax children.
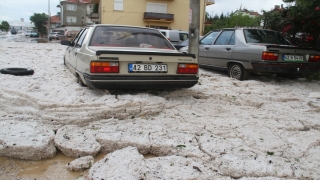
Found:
<box><xmin>233</xmin><ymin>8</ymin><xmax>261</xmax><ymax>18</ymax></box>
<box><xmin>58</xmin><ymin>0</ymin><xmax>100</xmax><ymax>31</ymax></box>
<box><xmin>99</xmin><ymin>0</ymin><xmax>215</xmax><ymax>35</ymax></box>
<box><xmin>57</xmin><ymin>0</ymin><xmax>215</xmax><ymax>35</ymax></box>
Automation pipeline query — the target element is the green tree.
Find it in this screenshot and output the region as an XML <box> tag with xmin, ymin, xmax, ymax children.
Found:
<box><xmin>30</xmin><ymin>13</ymin><xmax>48</xmax><ymax>36</ymax></box>
<box><xmin>263</xmin><ymin>0</ymin><xmax>320</xmax><ymax>48</ymax></box>
<box><xmin>0</xmin><ymin>21</ymin><xmax>10</xmax><ymax>32</ymax></box>
<box><xmin>204</xmin><ymin>13</ymin><xmax>261</xmax><ymax>35</ymax></box>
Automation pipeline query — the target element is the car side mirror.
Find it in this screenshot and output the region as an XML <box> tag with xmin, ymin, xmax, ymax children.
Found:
<box><xmin>61</xmin><ymin>40</ymin><xmax>71</xmax><ymax>46</ymax></box>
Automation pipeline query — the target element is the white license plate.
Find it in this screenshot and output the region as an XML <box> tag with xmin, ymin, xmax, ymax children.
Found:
<box><xmin>283</xmin><ymin>55</ymin><xmax>303</xmax><ymax>61</ymax></box>
<box><xmin>128</xmin><ymin>64</ymin><xmax>167</xmax><ymax>73</ymax></box>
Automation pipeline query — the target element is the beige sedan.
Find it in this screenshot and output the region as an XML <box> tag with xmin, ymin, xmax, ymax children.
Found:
<box><xmin>61</xmin><ymin>25</ymin><xmax>199</xmax><ymax>89</ymax></box>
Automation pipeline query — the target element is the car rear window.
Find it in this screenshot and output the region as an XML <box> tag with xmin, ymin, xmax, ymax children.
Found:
<box><xmin>244</xmin><ymin>29</ymin><xmax>291</xmax><ymax>45</ymax></box>
<box><xmin>89</xmin><ymin>26</ymin><xmax>174</xmax><ymax>49</ymax></box>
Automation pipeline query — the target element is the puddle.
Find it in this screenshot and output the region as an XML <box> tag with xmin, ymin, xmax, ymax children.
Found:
<box><xmin>0</xmin><ymin>152</ymin><xmax>157</xmax><ymax>179</ymax></box>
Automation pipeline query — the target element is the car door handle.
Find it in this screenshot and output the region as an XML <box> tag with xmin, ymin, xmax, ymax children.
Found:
<box><xmin>226</xmin><ymin>48</ymin><xmax>231</xmax><ymax>51</ymax></box>
<box><xmin>205</xmin><ymin>47</ymin><xmax>209</xmax><ymax>50</ymax></box>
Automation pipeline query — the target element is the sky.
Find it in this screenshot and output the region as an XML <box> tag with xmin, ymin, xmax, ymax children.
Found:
<box><xmin>0</xmin><ymin>0</ymin><xmax>291</xmax><ymax>25</ymax></box>
<box><xmin>0</xmin><ymin>0</ymin><xmax>60</xmax><ymax>25</ymax></box>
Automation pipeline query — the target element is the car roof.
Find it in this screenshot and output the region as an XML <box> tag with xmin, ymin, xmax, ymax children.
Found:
<box><xmin>87</xmin><ymin>24</ymin><xmax>159</xmax><ymax>31</ymax></box>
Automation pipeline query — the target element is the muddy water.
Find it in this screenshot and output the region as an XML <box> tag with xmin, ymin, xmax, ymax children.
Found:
<box><xmin>0</xmin><ymin>152</ymin><xmax>157</xmax><ymax>179</ymax></box>
<box><xmin>0</xmin><ymin>151</ymin><xmax>105</xmax><ymax>179</ymax></box>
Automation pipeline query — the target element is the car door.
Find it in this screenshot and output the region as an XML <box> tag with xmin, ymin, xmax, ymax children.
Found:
<box><xmin>198</xmin><ymin>31</ymin><xmax>221</xmax><ymax>66</ymax></box>
<box><xmin>207</xmin><ymin>30</ymin><xmax>235</xmax><ymax>68</ymax></box>
<box><xmin>73</xmin><ymin>29</ymin><xmax>88</xmax><ymax>71</ymax></box>
<box><xmin>68</xmin><ymin>29</ymin><xmax>86</xmax><ymax>73</ymax></box>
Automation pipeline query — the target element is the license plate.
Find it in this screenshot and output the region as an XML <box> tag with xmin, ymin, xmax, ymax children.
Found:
<box><xmin>128</xmin><ymin>64</ymin><xmax>167</xmax><ymax>73</ymax></box>
<box><xmin>283</xmin><ymin>55</ymin><xmax>303</xmax><ymax>61</ymax></box>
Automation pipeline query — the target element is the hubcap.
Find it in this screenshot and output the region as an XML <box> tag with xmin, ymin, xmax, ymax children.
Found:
<box><xmin>230</xmin><ymin>66</ymin><xmax>241</xmax><ymax>79</ymax></box>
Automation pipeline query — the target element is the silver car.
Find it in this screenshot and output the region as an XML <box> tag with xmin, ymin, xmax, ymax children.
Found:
<box><xmin>61</xmin><ymin>24</ymin><xmax>199</xmax><ymax>89</ymax></box>
<box><xmin>180</xmin><ymin>28</ymin><xmax>320</xmax><ymax>80</ymax></box>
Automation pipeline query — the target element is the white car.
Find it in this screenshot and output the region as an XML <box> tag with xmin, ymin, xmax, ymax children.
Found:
<box><xmin>25</xmin><ymin>30</ymin><xmax>33</xmax><ymax>37</ymax></box>
<box><xmin>61</xmin><ymin>24</ymin><xmax>199</xmax><ymax>89</ymax></box>
<box><xmin>49</xmin><ymin>32</ymin><xmax>63</xmax><ymax>40</ymax></box>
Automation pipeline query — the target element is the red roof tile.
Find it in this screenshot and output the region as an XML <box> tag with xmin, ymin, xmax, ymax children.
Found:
<box><xmin>50</xmin><ymin>15</ymin><xmax>61</xmax><ymax>23</ymax></box>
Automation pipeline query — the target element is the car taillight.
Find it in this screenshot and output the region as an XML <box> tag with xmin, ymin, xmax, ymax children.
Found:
<box><xmin>90</xmin><ymin>62</ymin><xmax>119</xmax><ymax>73</ymax></box>
<box><xmin>262</xmin><ymin>52</ymin><xmax>279</xmax><ymax>61</ymax></box>
<box><xmin>177</xmin><ymin>63</ymin><xmax>198</xmax><ymax>74</ymax></box>
<box><xmin>309</xmin><ymin>55</ymin><xmax>320</xmax><ymax>62</ymax></box>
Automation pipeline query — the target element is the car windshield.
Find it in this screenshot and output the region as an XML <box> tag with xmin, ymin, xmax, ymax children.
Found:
<box><xmin>89</xmin><ymin>26</ymin><xmax>174</xmax><ymax>49</ymax></box>
<box><xmin>244</xmin><ymin>29</ymin><xmax>291</xmax><ymax>45</ymax></box>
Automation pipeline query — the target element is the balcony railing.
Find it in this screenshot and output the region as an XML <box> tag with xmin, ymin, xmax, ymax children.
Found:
<box><xmin>206</xmin><ymin>0</ymin><xmax>215</xmax><ymax>5</ymax></box>
<box><xmin>143</xmin><ymin>12</ymin><xmax>174</xmax><ymax>22</ymax></box>
<box><xmin>90</xmin><ymin>13</ymin><xmax>99</xmax><ymax>19</ymax></box>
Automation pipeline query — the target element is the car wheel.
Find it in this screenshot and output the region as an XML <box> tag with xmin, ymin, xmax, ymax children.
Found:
<box><xmin>0</xmin><ymin>68</ymin><xmax>34</xmax><ymax>76</ymax></box>
<box><xmin>77</xmin><ymin>74</ymin><xmax>87</xmax><ymax>87</ymax></box>
<box><xmin>228</xmin><ymin>63</ymin><xmax>249</xmax><ymax>80</ymax></box>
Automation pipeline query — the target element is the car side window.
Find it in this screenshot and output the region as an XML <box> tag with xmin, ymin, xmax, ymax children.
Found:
<box><xmin>71</xmin><ymin>29</ymin><xmax>85</xmax><ymax>46</ymax></box>
<box><xmin>228</xmin><ymin>32</ymin><xmax>235</xmax><ymax>45</ymax></box>
<box><xmin>179</xmin><ymin>33</ymin><xmax>188</xmax><ymax>41</ymax></box>
<box><xmin>200</xmin><ymin>31</ymin><xmax>220</xmax><ymax>45</ymax></box>
<box><xmin>214</xmin><ymin>31</ymin><xmax>235</xmax><ymax>45</ymax></box>
<box><xmin>75</xmin><ymin>29</ymin><xmax>88</xmax><ymax>47</ymax></box>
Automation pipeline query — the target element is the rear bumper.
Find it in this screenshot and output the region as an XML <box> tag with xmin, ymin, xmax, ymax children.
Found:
<box><xmin>251</xmin><ymin>61</ymin><xmax>320</xmax><ymax>74</ymax></box>
<box><xmin>83</xmin><ymin>74</ymin><xmax>199</xmax><ymax>89</ymax></box>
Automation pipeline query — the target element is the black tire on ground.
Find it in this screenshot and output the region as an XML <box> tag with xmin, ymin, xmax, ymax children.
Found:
<box><xmin>77</xmin><ymin>74</ymin><xmax>87</xmax><ymax>87</ymax></box>
<box><xmin>228</xmin><ymin>63</ymin><xmax>249</xmax><ymax>80</ymax></box>
<box><xmin>0</xmin><ymin>68</ymin><xmax>34</xmax><ymax>76</ymax></box>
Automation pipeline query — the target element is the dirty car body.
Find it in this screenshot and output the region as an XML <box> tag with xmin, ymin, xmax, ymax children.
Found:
<box><xmin>61</xmin><ymin>24</ymin><xmax>199</xmax><ymax>89</ymax></box>
<box><xmin>180</xmin><ymin>28</ymin><xmax>320</xmax><ymax>80</ymax></box>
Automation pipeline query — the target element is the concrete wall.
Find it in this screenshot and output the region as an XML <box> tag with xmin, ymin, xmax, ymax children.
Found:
<box><xmin>61</xmin><ymin>2</ymin><xmax>87</xmax><ymax>27</ymax></box>
<box><xmin>99</xmin><ymin>0</ymin><xmax>208</xmax><ymax>35</ymax></box>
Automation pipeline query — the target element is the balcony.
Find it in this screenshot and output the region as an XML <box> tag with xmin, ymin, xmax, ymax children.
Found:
<box><xmin>143</xmin><ymin>12</ymin><xmax>174</xmax><ymax>23</ymax></box>
<box><xmin>204</xmin><ymin>21</ymin><xmax>212</xmax><ymax>26</ymax></box>
<box><xmin>206</xmin><ymin>0</ymin><xmax>215</xmax><ymax>6</ymax></box>
<box><xmin>90</xmin><ymin>13</ymin><xmax>99</xmax><ymax>19</ymax></box>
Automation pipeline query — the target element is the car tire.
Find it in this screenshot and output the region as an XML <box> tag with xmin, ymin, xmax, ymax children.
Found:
<box><xmin>77</xmin><ymin>74</ymin><xmax>87</xmax><ymax>87</ymax></box>
<box><xmin>228</xmin><ymin>63</ymin><xmax>249</xmax><ymax>80</ymax></box>
<box><xmin>0</xmin><ymin>68</ymin><xmax>34</xmax><ymax>76</ymax></box>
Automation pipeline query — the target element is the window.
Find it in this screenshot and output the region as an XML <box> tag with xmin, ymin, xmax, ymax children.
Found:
<box><xmin>200</xmin><ymin>31</ymin><xmax>220</xmax><ymax>45</ymax></box>
<box><xmin>66</xmin><ymin>4</ymin><xmax>77</xmax><ymax>11</ymax></box>
<box><xmin>89</xmin><ymin>26</ymin><xmax>174</xmax><ymax>49</ymax></box>
<box><xmin>146</xmin><ymin>3</ymin><xmax>167</xmax><ymax>13</ymax></box>
<box><xmin>72</xmin><ymin>29</ymin><xmax>85</xmax><ymax>45</ymax></box>
<box><xmin>114</xmin><ymin>0</ymin><xmax>123</xmax><ymax>11</ymax></box>
<box><xmin>76</xmin><ymin>29</ymin><xmax>88</xmax><ymax>47</ymax></box>
<box><xmin>244</xmin><ymin>29</ymin><xmax>291</xmax><ymax>45</ymax></box>
<box><xmin>179</xmin><ymin>33</ymin><xmax>188</xmax><ymax>41</ymax></box>
<box><xmin>214</xmin><ymin>31</ymin><xmax>235</xmax><ymax>45</ymax></box>
<box><xmin>66</xmin><ymin>16</ymin><xmax>77</xmax><ymax>23</ymax></box>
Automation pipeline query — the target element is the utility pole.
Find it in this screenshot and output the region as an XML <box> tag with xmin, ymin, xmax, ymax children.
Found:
<box><xmin>188</xmin><ymin>0</ymin><xmax>200</xmax><ymax>58</ymax></box>
<box><xmin>48</xmin><ymin>0</ymin><xmax>50</xmax><ymax>41</ymax></box>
